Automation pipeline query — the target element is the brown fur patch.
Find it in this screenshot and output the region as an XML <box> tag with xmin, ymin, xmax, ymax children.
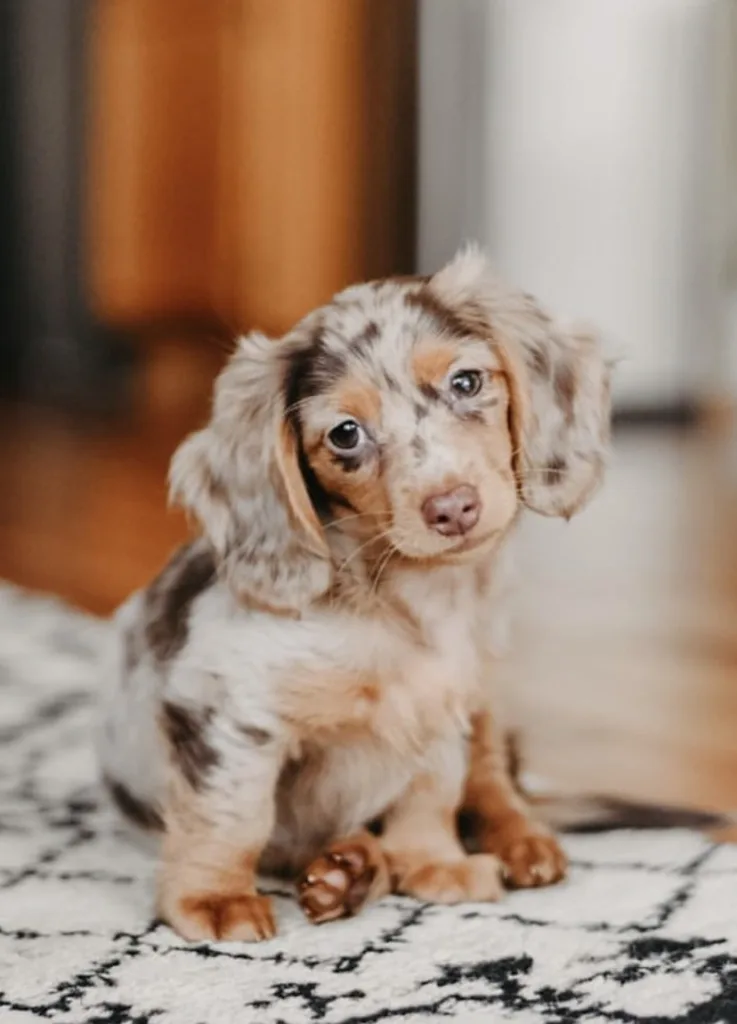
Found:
<box><xmin>176</xmin><ymin>893</ymin><xmax>275</xmax><ymax>942</ymax></box>
<box><xmin>411</xmin><ymin>339</ymin><xmax>458</xmax><ymax>392</ymax></box>
<box><xmin>406</xmin><ymin>288</ymin><xmax>479</xmax><ymax>340</ymax></box>
<box><xmin>307</xmin><ymin>443</ymin><xmax>392</xmax><ymax>535</ymax></box>
<box><xmin>359</xmin><ymin>682</ymin><xmax>380</xmax><ymax>704</ymax></box>
<box><xmin>144</xmin><ymin>544</ymin><xmax>216</xmax><ymax>663</ymax></box>
<box><xmin>353</xmin><ymin>321</ymin><xmax>381</xmax><ymax>348</ymax></box>
<box><xmin>161</xmin><ymin>702</ymin><xmax>219</xmax><ymax>791</ymax></box>
<box><xmin>276</xmin><ymin>419</ymin><xmax>327</xmax><ymax>555</ymax></box>
<box><xmin>544</xmin><ymin>456</ymin><xmax>567</xmax><ymax>485</ymax></box>
<box><xmin>526</xmin><ymin>342</ymin><xmax>552</xmax><ymax>380</ymax></box>
<box><xmin>283</xmin><ymin>322</ymin><xmax>346</xmax><ymax>409</ymax></box>
<box><xmin>104</xmin><ymin>775</ymin><xmax>163</xmax><ymax>831</ymax></box>
<box><xmin>553</xmin><ymin>360</ymin><xmax>576</xmax><ymax>425</ymax></box>
<box><xmin>504</xmin><ymin>730</ymin><xmax>525</xmax><ymax>795</ymax></box>
<box><xmin>278</xmin><ymin>668</ymin><xmax>385</xmax><ymax>739</ymax></box>
<box><xmin>463</xmin><ymin>708</ymin><xmax>567</xmax><ymax>888</ymax></box>
<box><xmin>333</xmin><ymin>379</ymin><xmax>383</xmax><ymax>424</ymax></box>
<box><xmin>454</xmin><ymin>298</ymin><xmax>494</xmax><ymax>339</ymax></box>
<box><xmin>463</xmin><ymin>709</ymin><xmax>529</xmax><ymax>827</ymax></box>
<box><xmin>237</xmin><ymin>724</ymin><xmax>274</xmax><ymax>746</ymax></box>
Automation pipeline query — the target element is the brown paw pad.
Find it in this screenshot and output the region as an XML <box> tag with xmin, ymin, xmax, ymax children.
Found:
<box><xmin>498</xmin><ymin>833</ymin><xmax>568</xmax><ymax>889</ymax></box>
<box><xmin>298</xmin><ymin>845</ymin><xmax>376</xmax><ymax>924</ymax></box>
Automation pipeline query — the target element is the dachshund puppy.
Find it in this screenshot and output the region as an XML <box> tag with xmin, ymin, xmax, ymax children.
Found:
<box><xmin>99</xmin><ymin>247</ymin><xmax>611</xmax><ymax>941</ymax></box>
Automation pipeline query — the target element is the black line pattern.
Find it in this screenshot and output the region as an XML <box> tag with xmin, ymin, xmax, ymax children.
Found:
<box><xmin>1</xmin><ymin>582</ymin><xmax>736</xmax><ymax>1023</ymax></box>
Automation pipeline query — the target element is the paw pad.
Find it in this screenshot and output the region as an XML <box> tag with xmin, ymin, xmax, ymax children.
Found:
<box><xmin>298</xmin><ymin>845</ymin><xmax>376</xmax><ymax>924</ymax></box>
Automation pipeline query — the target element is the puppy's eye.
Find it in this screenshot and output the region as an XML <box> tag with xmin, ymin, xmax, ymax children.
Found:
<box><xmin>450</xmin><ymin>369</ymin><xmax>483</xmax><ymax>398</ymax></box>
<box><xmin>327</xmin><ymin>419</ymin><xmax>365</xmax><ymax>453</ymax></box>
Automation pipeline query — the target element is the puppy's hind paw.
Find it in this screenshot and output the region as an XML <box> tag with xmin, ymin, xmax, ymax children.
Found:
<box><xmin>485</xmin><ymin>825</ymin><xmax>568</xmax><ymax>889</ymax></box>
<box><xmin>299</xmin><ymin>842</ymin><xmax>377</xmax><ymax>924</ymax></box>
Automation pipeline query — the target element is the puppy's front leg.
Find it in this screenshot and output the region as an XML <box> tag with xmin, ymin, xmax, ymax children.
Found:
<box><xmin>382</xmin><ymin>739</ymin><xmax>503</xmax><ymax>905</ymax></box>
<box><xmin>463</xmin><ymin>706</ymin><xmax>567</xmax><ymax>888</ymax></box>
<box><xmin>298</xmin><ymin>739</ymin><xmax>502</xmax><ymax>924</ymax></box>
<box><xmin>157</xmin><ymin>703</ymin><xmax>284</xmax><ymax>942</ymax></box>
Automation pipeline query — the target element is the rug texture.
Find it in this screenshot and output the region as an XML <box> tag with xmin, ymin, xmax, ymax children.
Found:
<box><xmin>1</xmin><ymin>583</ymin><xmax>736</xmax><ymax>1024</ymax></box>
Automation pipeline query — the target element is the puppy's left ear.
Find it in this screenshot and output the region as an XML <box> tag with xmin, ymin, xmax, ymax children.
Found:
<box><xmin>431</xmin><ymin>246</ymin><xmax>612</xmax><ymax>519</ymax></box>
<box><xmin>168</xmin><ymin>331</ymin><xmax>332</xmax><ymax>613</ymax></box>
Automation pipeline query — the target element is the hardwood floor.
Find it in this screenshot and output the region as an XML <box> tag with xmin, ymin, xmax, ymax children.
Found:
<box><xmin>0</xmin><ymin>336</ymin><xmax>224</xmax><ymax>612</ymax></box>
<box><xmin>505</xmin><ymin>424</ymin><xmax>737</xmax><ymax>814</ymax></box>
<box><xmin>1</xmin><ymin>337</ymin><xmax>736</xmax><ymax>814</ymax></box>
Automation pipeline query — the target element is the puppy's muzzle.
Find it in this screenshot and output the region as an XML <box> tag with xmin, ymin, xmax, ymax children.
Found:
<box><xmin>421</xmin><ymin>485</ymin><xmax>481</xmax><ymax>538</ymax></box>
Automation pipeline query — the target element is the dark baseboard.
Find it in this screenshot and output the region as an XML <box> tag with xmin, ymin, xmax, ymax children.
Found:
<box><xmin>612</xmin><ymin>400</ymin><xmax>702</xmax><ymax>430</ymax></box>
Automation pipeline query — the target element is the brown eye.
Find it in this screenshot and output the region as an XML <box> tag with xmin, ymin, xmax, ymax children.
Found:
<box><xmin>450</xmin><ymin>369</ymin><xmax>483</xmax><ymax>398</ymax></box>
<box><xmin>327</xmin><ymin>419</ymin><xmax>365</xmax><ymax>453</ymax></box>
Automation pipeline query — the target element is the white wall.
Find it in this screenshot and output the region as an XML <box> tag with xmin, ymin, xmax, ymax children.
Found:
<box><xmin>418</xmin><ymin>0</ymin><xmax>729</xmax><ymax>409</ymax></box>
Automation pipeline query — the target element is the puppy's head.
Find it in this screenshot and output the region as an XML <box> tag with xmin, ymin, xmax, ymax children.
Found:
<box><xmin>170</xmin><ymin>247</ymin><xmax>611</xmax><ymax>613</ymax></box>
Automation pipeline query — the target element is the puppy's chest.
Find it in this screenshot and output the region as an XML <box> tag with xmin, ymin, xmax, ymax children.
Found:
<box><xmin>281</xmin><ymin>600</ymin><xmax>483</xmax><ymax>752</ymax></box>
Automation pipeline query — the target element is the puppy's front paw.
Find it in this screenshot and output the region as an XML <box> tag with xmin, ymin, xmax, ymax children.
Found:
<box><xmin>299</xmin><ymin>841</ymin><xmax>377</xmax><ymax>924</ymax></box>
<box><xmin>164</xmin><ymin>892</ymin><xmax>276</xmax><ymax>942</ymax></box>
<box><xmin>484</xmin><ymin>823</ymin><xmax>567</xmax><ymax>888</ymax></box>
<box><xmin>397</xmin><ymin>853</ymin><xmax>503</xmax><ymax>904</ymax></box>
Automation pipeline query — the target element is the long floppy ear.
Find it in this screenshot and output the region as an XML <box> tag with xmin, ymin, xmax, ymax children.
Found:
<box><xmin>169</xmin><ymin>332</ymin><xmax>331</xmax><ymax>613</ymax></box>
<box><xmin>431</xmin><ymin>246</ymin><xmax>612</xmax><ymax>519</ymax></box>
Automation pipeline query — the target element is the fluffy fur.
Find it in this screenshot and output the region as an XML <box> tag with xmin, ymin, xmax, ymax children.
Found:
<box><xmin>98</xmin><ymin>247</ymin><xmax>611</xmax><ymax>941</ymax></box>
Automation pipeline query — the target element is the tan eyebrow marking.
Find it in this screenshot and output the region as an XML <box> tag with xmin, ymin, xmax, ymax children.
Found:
<box><xmin>333</xmin><ymin>378</ymin><xmax>383</xmax><ymax>424</ymax></box>
<box><xmin>411</xmin><ymin>339</ymin><xmax>458</xmax><ymax>391</ymax></box>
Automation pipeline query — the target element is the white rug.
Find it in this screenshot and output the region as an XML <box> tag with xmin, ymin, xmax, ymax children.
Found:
<box><xmin>1</xmin><ymin>583</ymin><xmax>736</xmax><ymax>1024</ymax></box>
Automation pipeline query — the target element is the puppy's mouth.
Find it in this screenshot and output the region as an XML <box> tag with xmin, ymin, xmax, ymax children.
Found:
<box><xmin>393</xmin><ymin>528</ymin><xmax>501</xmax><ymax>566</ymax></box>
<box><xmin>444</xmin><ymin>528</ymin><xmax>501</xmax><ymax>557</ymax></box>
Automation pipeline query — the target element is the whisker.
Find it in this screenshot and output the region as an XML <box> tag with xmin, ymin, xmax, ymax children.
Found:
<box><xmin>336</xmin><ymin>529</ymin><xmax>395</xmax><ymax>574</ymax></box>
<box><xmin>368</xmin><ymin>544</ymin><xmax>396</xmax><ymax>600</ymax></box>
<box><xmin>323</xmin><ymin>511</ymin><xmax>392</xmax><ymax>530</ymax></box>
<box><xmin>509</xmin><ymin>465</ymin><xmax>568</xmax><ymax>484</ymax></box>
<box><xmin>284</xmin><ymin>396</ymin><xmax>320</xmax><ymax>417</ymax></box>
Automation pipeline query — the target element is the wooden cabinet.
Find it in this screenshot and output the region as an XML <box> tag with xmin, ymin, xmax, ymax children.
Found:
<box><xmin>87</xmin><ymin>0</ymin><xmax>416</xmax><ymax>337</ymax></box>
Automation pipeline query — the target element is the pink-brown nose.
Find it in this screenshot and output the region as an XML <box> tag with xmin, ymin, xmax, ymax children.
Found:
<box><xmin>421</xmin><ymin>485</ymin><xmax>481</xmax><ymax>537</ymax></box>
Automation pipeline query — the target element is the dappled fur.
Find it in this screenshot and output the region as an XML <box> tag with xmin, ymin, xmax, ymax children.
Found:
<box><xmin>99</xmin><ymin>247</ymin><xmax>611</xmax><ymax>941</ymax></box>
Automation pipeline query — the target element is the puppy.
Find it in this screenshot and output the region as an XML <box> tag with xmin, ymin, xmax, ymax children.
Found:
<box><xmin>98</xmin><ymin>247</ymin><xmax>611</xmax><ymax>941</ymax></box>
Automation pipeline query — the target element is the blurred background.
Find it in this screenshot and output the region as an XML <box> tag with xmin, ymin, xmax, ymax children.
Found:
<box><xmin>1</xmin><ymin>0</ymin><xmax>737</xmax><ymax>815</ymax></box>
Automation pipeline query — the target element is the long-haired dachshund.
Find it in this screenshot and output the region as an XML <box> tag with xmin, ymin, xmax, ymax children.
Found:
<box><xmin>99</xmin><ymin>247</ymin><xmax>611</xmax><ymax>941</ymax></box>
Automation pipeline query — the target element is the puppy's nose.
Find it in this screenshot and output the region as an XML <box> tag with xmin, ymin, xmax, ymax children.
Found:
<box><xmin>421</xmin><ymin>485</ymin><xmax>481</xmax><ymax>537</ymax></box>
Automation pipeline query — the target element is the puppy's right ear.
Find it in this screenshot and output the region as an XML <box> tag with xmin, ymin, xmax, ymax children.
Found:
<box><xmin>169</xmin><ymin>332</ymin><xmax>331</xmax><ymax>614</ymax></box>
<box><xmin>431</xmin><ymin>246</ymin><xmax>611</xmax><ymax>519</ymax></box>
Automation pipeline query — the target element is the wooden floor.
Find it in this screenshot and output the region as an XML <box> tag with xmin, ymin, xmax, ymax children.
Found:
<box><xmin>506</xmin><ymin>423</ymin><xmax>737</xmax><ymax>815</ymax></box>
<box><xmin>2</xmin><ymin>337</ymin><xmax>737</xmax><ymax>816</ymax></box>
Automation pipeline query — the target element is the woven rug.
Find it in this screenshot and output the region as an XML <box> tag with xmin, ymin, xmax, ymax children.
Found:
<box><xmin>1</xmin><ymin>583</ymin><xmax>736</xmax><ymax>1024</ymax></box>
